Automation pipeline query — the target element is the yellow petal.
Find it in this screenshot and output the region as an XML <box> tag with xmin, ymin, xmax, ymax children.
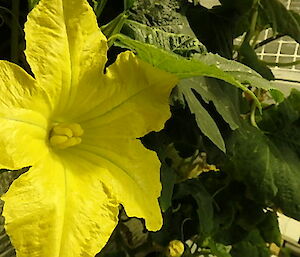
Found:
<box><xmin>75</xmin><ymin>51</ymin><xmax>179</xmax><ymax>137</ymax></box>
<box><xmin>0</xmin><ymin>61</ymin><xmax>49</xmax><ymax>170</ymax></box>
<box><xmin>25</xmin><ymin>0</ymin><xmax>107</xmax><ymax>112</ymax></box>
<box><xmin>72</xmin><ymin>137</ymin><xmax>163</xmax><ymax>231</ymax></box>
<box><xmin>67</xmin><ymin>51</ymin><xmax>178</xmax><ymax>231</ymax></box>
<box><xmin>2</xmin><ymin>153</ymin><xmax>119</xmax><ymax>257</ymax></box>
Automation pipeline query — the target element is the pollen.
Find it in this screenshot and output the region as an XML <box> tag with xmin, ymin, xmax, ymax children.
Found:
<box><xmin>49</xmin><ymin>123</ymin><xmax>84</xmax><ymax>149</ymax></box>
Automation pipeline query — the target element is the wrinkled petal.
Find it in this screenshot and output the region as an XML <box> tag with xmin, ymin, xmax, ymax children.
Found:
<box><xmin>2</xmin><ymin>153</ymin><xmax>119</xmax><ymax>257</ymax></box>
<box><xmin>0</xmin><ymin>61</ymin><xmax>49</xmax><ymax>170</ymax></box>
<box><xmin>69</xmin><ymin>138</ymin><xmax>163</xmax><ymax>231</ymax></box>
<box><xmin>67</xmin><ymin>51</ymin><xmax>178</xmax><ymax>231</ymax></box>
<box><xmin>75</xmin><ymin>51</ymin><xmax>178</xmax><ymax>137</ymax></box>
<box><xmin>25</xmin><ymin>0</ymin><xmax>107</xmax><ymax>113</ymax></box>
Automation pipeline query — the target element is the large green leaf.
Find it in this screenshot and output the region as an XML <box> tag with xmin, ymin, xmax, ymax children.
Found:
<box><xmin>239</xmin><ymin>42</ymin><xmax>274</xmax><ymax>80</ymax></box>
<box><xmin>179</xmin><ymin>77</ymin><xmax>241</xmax><ymax>130</ymax></box>
<box><xmin>258</xmin><ymin>211</ymin><xmax>281</xmax><ymax>246</ymax></box>
<box><xmin>130</xmin><ymin>0</ymin><xmax>194</xmax><ymax>35</ymax></box>
<box><xmin>227</xmin><ymin>121</ymin><xmax>300</xmax><ymax>220</ymax></box>
<box><xmin>230</xmin><ymin>230</ymin><xmax>271</xmax><ymax>257</ymax></box>
<box><xmin>114</xmin><ymin>34</ymin><xmax>269</xmax><ymax>110</ymax></box>
<box><xmin>115</xmin><ymin>34</ymin><xmax>276</xmax><ymax>91</ymax></box>
<box><xmin>184</xmin><ymin>4</ymin><xmax>235</xmax><ymax>58</ymax></box>
<box><xmin>159</xmin><ymin>163</ymin><xmax>177</xmax><ymax>212</ymax></box>
<box><xmin>121</xmin><ymin>20</ymin><xmax>206</xmax><ymax>56</ymax></box>
<box><xmin>219</xmin><ymin>0</ymin><xmax>256</xmax><ymax>14</ymax></box>
<box><xmin>177</xmin><ymin>180</ymin><xmax>214</xmax><ymax>237</ymax></box>
<box><xmin>204</xmin><ymin>238</ymin><xmax>232</xmax><ymax>257</ymax></box>
<box><xmin>259</xmin><ymin>0</ymin><xmax>300</xmax><ymax>43</ymax></box>
<box><xmin>193</xmin><ymin>53</ymin><xmax>276</xmax><ymax>91</ymax></box>
<box><xmin>180</xmin><ymin>84</ymin><xmax>225</xmax><ymax>152</ymax></box>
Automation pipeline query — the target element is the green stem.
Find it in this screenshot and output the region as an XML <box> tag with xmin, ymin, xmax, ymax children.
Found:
<box><xmin>11</xmin><ymin>0</ymin><xmax>20</xmax><ymax>63</ymax></box>
<box><xmin>254</xmin><ymin>34</ymin><xmax>284</xmax><ymax>49</ymax></box>
<box><xmin>93</xmin><ymin>0</ymin><xmax>108</xmax><ymax>18</ymax></box>
<box><xmin>262</xmin><ymin>60</ymin><xmax>300</xmax><ymax>67</ymax></box>
<box><xmin>237</xmin><ymin>3</ymin><xmax>258</xmax><ymax>60</ymax></box>
<box><xmin>250</xmin><ymin>29</ymin><xmax>261</xmax><ymax>48</ymax></box>
<box><xmin>250</xmin><ymin>101</ymin><xmax>258</xmax><ymax>128</ymax></box>
<box><xmin>244</xmin><ymin>4</ymin><xmax>259</xmax><ymax>44</ymax></box>
<box><xmin>250</xmin><ymin>89</ymin><xmax>261</xmax><ymax>128</ymax></box>
<box><xmin>274</xmin><ymin>78</ymin><xmax>300</xmax><ymax>84</ymax></box>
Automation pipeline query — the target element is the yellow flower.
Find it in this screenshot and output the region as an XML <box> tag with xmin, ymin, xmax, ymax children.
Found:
<box><xmin>166</xmin><ymin>240</ymin><xmax>185</xmax><ymax>257</ymax></box>
<box><xmin>0</xmin><ymin>0</ymin><xmax>178</xmax><ymax>256</ymax></box>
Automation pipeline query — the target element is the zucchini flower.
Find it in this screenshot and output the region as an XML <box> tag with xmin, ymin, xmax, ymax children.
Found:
<box><xmin>0</xmin><ymin>0</ymin><xmax>178</xmax><ymax>256</ymax></box>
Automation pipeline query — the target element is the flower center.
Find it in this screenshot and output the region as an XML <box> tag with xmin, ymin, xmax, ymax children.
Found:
<box><xmin>49</xmin><ymin>123</ymin><xmax>84</xmax><ymax>149</ymax></box>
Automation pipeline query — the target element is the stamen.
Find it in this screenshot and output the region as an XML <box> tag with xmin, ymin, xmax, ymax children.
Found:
<box><xmin>49</xmin><ymin>123</ymin><xmax>83</xmax><ymax>149</ymax></box>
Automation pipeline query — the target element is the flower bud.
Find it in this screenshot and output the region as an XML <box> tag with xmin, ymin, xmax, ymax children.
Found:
<box><xmin>166</xmin><ymin>240</ymin><xmax>185</xmax><ymax>257</ymax></box>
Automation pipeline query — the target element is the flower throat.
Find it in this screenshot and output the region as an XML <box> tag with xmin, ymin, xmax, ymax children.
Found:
<box><xmin>49</xmin><ymin>123</ymin><xmax>84</xmax><ymax>149</ymax></box>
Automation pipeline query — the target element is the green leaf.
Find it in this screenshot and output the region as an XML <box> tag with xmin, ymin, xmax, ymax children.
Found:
<box><xmin>121</xmin><ymin>20</ymin><xmax>206</xmax><ymax>56</ymax></box>
<box><xmin>180</xmin><ymin>85</ymin><xmax>225</xmax><ymax>152</ymax></box>
<box><xmin>230</xmin><ymin>230</ymin><xmax>271</xmax><ymax>257</ymax></box>
<box><xmin>219</xmin><ymin>0</ymin><xmax>256</xmax><ymax>14</ymax></box>
<box><xmin>101</xmin><ymin>12</ymin><xmax>128</xmax><ymax>46</ymax></box>
<box><xmin>185</xmin><ymin>5</ymin><xmax>236</xmax><ymax>58</ymax></box>
<box><xmin>227</xmin><ymin>122</ymin><xmax>300</xmax><ymax>220</ymax></box>
<box><xmin>258</xmin><ymin>0</ymin><xmax>300</xmax><ymax>43</ymax></box>
<box><xmin>239</xmin><ymin>42</ymin><xmax>274</xmax><ymax>80</ymax></box>
<box><xmin>177</xmin><ymin>180</ymin><xmax>215</xmax><ymax>236</ymax></box>
<box><xmin>0</xmin><ymin>168</ymin><xmax>28</xmax><ymax>257</ymax></box>
<box><xmin>204</xmin><ymin>238</ymin><xmax>232</xmax><ymax>257</ymax></box>
<box><xmin>159</xmin><ymin>163</ymin><xmax>176</xmax><ymax>212</ymax></box>
<box><xmin>179</xmin><ymin>77</ymin><xmax>241</xmax><ymax>130</ymax></box>
<box><xmin>259</xmin><ymin>89</ymin><xmax>300</xmax><ymax>156</ymax></box>
<box><xmin>115</xmin><ymin>34</ymin><xmax>279</xmax><ymax>94</ymax></box>
<box><xmin>193</xmin><ymin>53</ymin><xmax>274</xmax><ymax>91</ymax></box>
<box><xmin>130</xmin><ymin>0</ymin><xmax>195</xmax><ymax>36</ymax></box>
<box><xmin>114</xmin><ymin>34</ymin><xmax>266</xmax><ymax>110</ymax></box>
<box><xmin>258</xmin><ymin>211</ymin><xmax>281</xmax><ymax>246</ymax></box>
<box><xmin>269</xmin><ymin>89</ymin><xmax>285</xmax><ymax>103</ymax></box>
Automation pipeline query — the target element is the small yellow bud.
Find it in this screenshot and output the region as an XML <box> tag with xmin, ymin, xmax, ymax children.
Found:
<box><xmin>166</xmin><ymin>240</ymin><xmax>185</xmax><ymax>257</ymax></box>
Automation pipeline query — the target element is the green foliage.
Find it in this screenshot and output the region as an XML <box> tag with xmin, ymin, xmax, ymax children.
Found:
<box><xmin>179</xmin><ymin>77</ymin><xmax>241</xmax><ymax>131</ymax></box>
<box><xmin>258</xmin><ymin>0</ymin><xmax>300</xmax><ymax>43</ymax></box>
<box><xmin>121</xmin><ymin>20</ymin><xmax>206</xmax><ymax>56</ymax></box>
<box><xmin>239</xmin><ymin>42</ymin><xmax>274</xmax><ymax>80</ymax></box>
<box><xmin>178</xmin><ymin>80</ymin><xmax>226</xmax><ymax>152</ymax></box>
<box><xmin>259</xmin><ymin>211</ymin><xmax>281</xmax><ymax>246</ymax></box>
<box><xmin>159</xmin><ymin>163</ymin><xmax>177</xmax><ymax>212</ymax></box>
<box><xmin>230</xmin><ymin>230</ymin><xmax>271</xmax><ymax>257</ymax></box>
<box><xmin>227</xmin><ymin>93</ymin><xmax>300</xmax><ymax>220</ymax></box>
<box><xmin>176</xmin><ymin>180</ymin><xmax>214</xmax><ymax>236</ymax></box>
<box><xmin>1</xmin><ymin>0</ymin><xmax>300</xmax><ymax>256</ymax></box>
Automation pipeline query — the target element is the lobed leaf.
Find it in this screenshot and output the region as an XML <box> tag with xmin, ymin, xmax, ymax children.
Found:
<box><xmin>258</xmin><ymin>0</ymin><xmax>300</xmax><ymax>43</ymax></box>
<box><xmin>121</xmin><ymin>20</ymin><xmax>206</xmax><ymax>56</ymax></box>
<box><xmin>180</xmin><ymin>85</ymin><xmax>226</xmax><ymax>152</ymax></box>
<box><xmin>227</xmin><ymin>119</ymin><xmax>300</xmax><ymax>220</ymax></box>
<box><xmin>178</xmin><ymin>77</ymin><xmax>241</xmax><ymax>131</ymax></box>
<box><xmin>114</xmin><ymin>34</ymin><xmax>262</xmax><ymax>109</ymax></box>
